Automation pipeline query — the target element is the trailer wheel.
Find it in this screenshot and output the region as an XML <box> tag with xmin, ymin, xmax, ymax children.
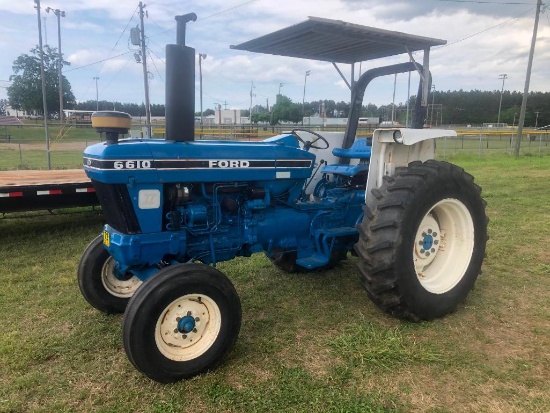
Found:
<box><xmin>77</xmin><ymin>235</ymin><xmax>142</xmax><ymax>314</ymax></box>
<box><xmin>354</xmin><ymin>160</ymin><xmax>488</xmax><ymax>321</ymax></box>
<box><xmin>122</xmin><ymin>263</ymin><xmax>241</xmax><ymax>383</ymax></box>
<box><xmin>269</xmin><ymin>250</ymin><xmax>347</xmax><ymax>273</ymax></box>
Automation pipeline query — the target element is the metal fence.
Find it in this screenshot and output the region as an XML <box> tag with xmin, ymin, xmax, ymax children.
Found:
<box><xmin>436</xmin><ymin>129</ymin><xmax>550</xmax><ymax>158</ymax></box>
<box><xmin>1</xmin><ymin>125</ymin><xmax>548</xmax><ymax>170</ymax></box>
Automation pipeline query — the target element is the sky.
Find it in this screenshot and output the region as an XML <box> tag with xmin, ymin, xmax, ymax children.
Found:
<box><xmin>0</xmin><ymin>0</ymin><xmax>549</xmax><ymax>113</ymax></box>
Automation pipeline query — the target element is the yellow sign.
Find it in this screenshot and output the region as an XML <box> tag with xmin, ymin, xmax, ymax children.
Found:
<box><xmin>103</xmin><ymin>230</ymin><xmax>110</xmax><ymax>248</ymax></box>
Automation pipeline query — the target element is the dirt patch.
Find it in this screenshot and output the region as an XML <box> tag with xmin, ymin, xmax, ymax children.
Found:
<box><xmin>0</xmin><ymin>141</ymin><xmax>101</xmax><ymax>151</ymax></box>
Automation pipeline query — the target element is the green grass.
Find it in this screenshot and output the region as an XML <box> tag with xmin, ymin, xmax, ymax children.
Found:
<box><xmin>1</xmin><ymin>155</ymin><xmax>550</xmax><ymax>412</ymax></box>
<box><xmin>1</xmin><ymin>124</ymin><xmax>99</xmax><ymax>143</ymax></box>
<box><xmin>0</xmin><ymin>147</ymin><xmax>86</xmax><ymax>170</ymax></box>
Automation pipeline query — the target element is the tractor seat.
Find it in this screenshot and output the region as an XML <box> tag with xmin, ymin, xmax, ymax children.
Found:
<box><xmin>332</xmin><ymin>138</ymin><xmax>371</xmax><ymax>159</ymax></box>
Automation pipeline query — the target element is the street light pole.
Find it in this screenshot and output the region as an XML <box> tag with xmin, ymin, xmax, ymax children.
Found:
<box><xmin>34</xmin><ymin>0</ymin><xmax>50</xmax><ymax>170</ymax></box>
<box><xmin>497</xmin><ymin>73</ymin><xmax>507</xmax><ymax>125</ymax></box>
<box><xmin>46</xmin><ymin>7</ymin><xmax>65</xmax><ymax>124</ymax></box>
<box><xmin>138</xmin><ymin>1</ymin><xmax>152</xmax><ymax>138</ymax></box>
<box><xmin>199</xmin><ymin>53</ymin><xmax>207</xmax><ymax>125</ymax></box>
<box><xmin>302</xmin><ymin>70</ymin><xmax>310</xmax><ymax>126</ymax></box>
<box><xmin>430</xmin><ymin>84</ymin><xmax>435</xmax><ymax>127</ymax></box>
<box><xmin>278</xmin><ymin>82</ymin><xmax>283</xmax><ymax>97</ymax></box>
<box><xmin>93</xmin><ymin>77</ymin><xmax>99</xmax><ymax>111</ymax></box>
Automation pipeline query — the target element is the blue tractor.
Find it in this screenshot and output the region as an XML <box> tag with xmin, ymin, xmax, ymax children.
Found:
<box><xmin>78</xmin><ymin>14</ymin><xmax>488</xmax><ymax>383</ymax></box>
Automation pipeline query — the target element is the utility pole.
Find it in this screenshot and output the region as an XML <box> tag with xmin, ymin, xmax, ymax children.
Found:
<box><xmin>515</xmin><ymin>0</ymin><xmax>542</xmax><ymax>157</ymax></box>
<box><xmin>34</xmin><ymin>0</ymin><xmax>50</xmax><ymax>170</ymax></box>
<box><xmin>138</xmin><ymin>1</ymin><xmax>152</xmax><ymax>138</ymax></box>
<box><xmin>302</xmin><ymin>70</ymin><xmax>310</xmax><ymax>126</ymax></box>
<box><xmin>278</xmin><ymin>82</ymin><xmax>283</xmax><ymax>96</ymax></box>
<box><xmin>430</xmin><ymin>84</ymin><xmax>435</xmax><ymax>127</ymax></box>
<box><xmin>47</xmin><ymin>7</ymin><xmax>65</xmax><ymax>124</ymax></box>
<box><xmin>497</xmin><ymin>74</ymin><xmax>507</xmax><ymax>126</ymax></box>
<box><xmin>93</xmin><ymin>77</ymin><xmax>99</xmax><ymax>110</ymax></box>
<box><xmin>249</xmin><ymin>81</ymin><xmax>254</xmax><ymax>123</ymax></box>
<box><xmin>391</xmin><ymin>73</ymin><xmax>397</xmax><ymax>123</ymax></box>
<box><xmin>199</xmin><ymin>53</ymin><xmax>207</xmax><ymax>125</ymax></box>
<box><xmin>535</xmin><ymin>111</ymin><xmax>540</xmax><ymax>128</ymax></box>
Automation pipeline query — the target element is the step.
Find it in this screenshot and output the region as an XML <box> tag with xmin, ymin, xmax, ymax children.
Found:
<box><xmin>296</xmin><ymin>253</ymin><xmax>329</xmax><ymax>269</ymax></box>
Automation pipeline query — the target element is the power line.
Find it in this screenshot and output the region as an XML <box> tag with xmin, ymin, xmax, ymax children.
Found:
<box><xmin>148</xmin><ymin>0</ymin><xmax>260</xmax><ymax>39</ymax></box>
<box><xmin>147</xmin><ymin>49</ymin><xmax>164</xmax><ymax>83</ymax></box>
<box><xmin>63</xmin><ymin>51</ymin><xmax>134</xmax><ymax>72</ymax></box>
<box><xmin>442</xmin><ymin>5</ymin><xmax>536</xmax><ymax>46</ymax></box>
<box><xmin>199</xmin><ymin>0</ymin><xmax>259</xmax><ymax>21</ymax></box>
<box><xmin>438</xmin><ymin>0</ymin><xmax>535</xmax><ymax>4</ymax></box>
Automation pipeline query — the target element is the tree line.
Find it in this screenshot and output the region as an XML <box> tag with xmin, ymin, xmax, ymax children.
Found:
<box><xmin>5</xmin><ymin>46</ymin><xmax>550</xmax><ymax>127</ymax></box>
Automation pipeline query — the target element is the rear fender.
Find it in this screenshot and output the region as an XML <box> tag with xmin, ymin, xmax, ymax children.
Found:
<box><xmin>365</xmin><ymin>128</ymin><xmax>457</xmax><ymax>205</ymax></box>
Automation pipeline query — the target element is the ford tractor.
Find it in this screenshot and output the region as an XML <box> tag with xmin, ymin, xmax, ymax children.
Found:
<box><xmin>78</xmin><ymin>14</ymin><xmax>488</xmax><ymax>383</ymax></box>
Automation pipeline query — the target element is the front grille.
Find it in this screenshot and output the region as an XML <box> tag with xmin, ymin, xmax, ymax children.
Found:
<box><xmin>92</xmin><ymin>180</ymin><xmax>141</xmax><ymax>234</ymax></box>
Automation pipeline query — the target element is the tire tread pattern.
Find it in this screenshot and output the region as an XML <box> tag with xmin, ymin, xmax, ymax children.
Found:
<box><xmin>354</xmin><ymin>160</ymin><xmax>488</xmax><ymax>322</ymax></box>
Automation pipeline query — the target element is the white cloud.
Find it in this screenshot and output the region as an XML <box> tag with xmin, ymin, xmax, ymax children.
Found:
<box><xmin>0</xmin><ymin>0</ymin><xmax>548</xmax><ymax>108</ymax></box>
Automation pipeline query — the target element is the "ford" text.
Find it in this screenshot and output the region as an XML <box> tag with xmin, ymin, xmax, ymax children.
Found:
<box><xmin>209</xmin><ymin>160</ymin><xmax>250</xmax><ymax>168</ymax></box>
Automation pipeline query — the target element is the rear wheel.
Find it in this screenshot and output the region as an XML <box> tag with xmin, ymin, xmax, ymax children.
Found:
<box><xmin>122</xmin><ymin>263</ymin><xmax>242</xmax><ymax>383</ymax></box>
<box><xmin>354</xmin><ymin>160</ymin><xmax>488</xmax><ymax>321</ymax></box>
<box><xmin>78</xmin><ymin>235</ymin><xmax>142</xmax><ymax>313</ymax></box>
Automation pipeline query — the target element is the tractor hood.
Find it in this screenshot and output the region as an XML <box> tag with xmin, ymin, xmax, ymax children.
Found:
<box><xmin>83</xmin><ymin>134</ymin><xmax>316</xmax><ymax>186</ymax></box>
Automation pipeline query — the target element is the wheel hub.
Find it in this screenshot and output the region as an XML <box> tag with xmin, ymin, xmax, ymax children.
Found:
<box><xmin>177</xmin><ymin>314</ymin><xmax>197</xmax><ymax>334</ymax></box>
<box><xmin>414</xmin><ymin>214</ymin><xmax>441</xmax><ymax>271</ymax></box>
<box><xmin>101</xmin><ymin>257</ymin><xmax>142</xmax><ymax>298</ymax></box>
<box><xmin>412</xmin><ymin>198</ymin><xmax>475</xmax><ymax>294</ymax></box>
<box><xmin>155</xmin><ymin>294</ymin><xmax>221</xmax><ymax>361</ymax></box>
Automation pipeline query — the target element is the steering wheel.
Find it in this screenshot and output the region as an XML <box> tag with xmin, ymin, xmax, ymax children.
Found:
<box><xmin>291</xmin><ymin>128</ymin><xmax>330</xmax><ymax>151</ymax></box>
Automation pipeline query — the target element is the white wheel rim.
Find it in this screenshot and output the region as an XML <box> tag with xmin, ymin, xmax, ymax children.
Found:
<box><xmin>413</xmin><ymin>198</ymin><xmax>475</xmax><ymax>294</ymax></box>
<box><xmin>155</xmin><ymin>294</ymin><xmax>222</xmax><ymax>362</ymax></box>
<box><xmin>101</xmin><ymin>257</ymin><xmax>142</xmax><ymax>298</ymax></box>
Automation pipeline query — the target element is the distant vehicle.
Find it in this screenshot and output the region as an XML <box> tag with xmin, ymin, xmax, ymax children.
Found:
<box><xmin>358</xmin><ymin>117</ymin><xmax>379</xmax><ymax>125</ymax></box>
<box><xmin>379</xmin><ymin>120</ymin><xmax>401</xmax><ymax>127</ymax></box>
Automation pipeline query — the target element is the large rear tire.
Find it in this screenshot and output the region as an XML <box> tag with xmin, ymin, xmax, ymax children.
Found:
<box><xmin>77</xmin><ymin>235</ymin><xmax>142</xmax><ymax>314</ymax></box>
<box><xmin>122</xmin><ymin>263</ymin><xmax>242</xmax><ymax>383</ymax></box>
<box><xmin>354</xmin><ymin>160</ymin><xmax>488</xmax><ymax>321</ymax></box>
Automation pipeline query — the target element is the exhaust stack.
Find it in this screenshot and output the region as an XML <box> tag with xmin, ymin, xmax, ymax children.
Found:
<box><xmin>165</xmin><ymin>13</ymin><xmax>197</xmax><ymax>142</ymax></box>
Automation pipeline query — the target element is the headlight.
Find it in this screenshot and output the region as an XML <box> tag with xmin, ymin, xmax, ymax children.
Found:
<box><xmin>392</xmin><ymin>130</ymin><xmax>404</xmax><ymax>144</ymax></box>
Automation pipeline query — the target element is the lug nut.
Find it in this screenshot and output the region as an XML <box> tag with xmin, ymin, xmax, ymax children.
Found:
<box><xmin>195</xmin><ymin>317</ymin><xmax>200</xmax><ymax>322</ymax></box>
<box><xmin>182</xmin><ymin>335</ymin><xmax>187</xmax><ymax>339</ymax></box>
<box><xmin>420</xmin><ymin>249</ymin><xmax>425</xmax><ymax>253</ymax></box>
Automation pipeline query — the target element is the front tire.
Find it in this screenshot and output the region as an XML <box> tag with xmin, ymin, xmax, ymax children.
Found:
<box><xmin>354</xmin><ymin>160</ymin><xmax>488</xmax><ymax>321</ymax></box>
<box><xmin>77</xmin><ymin>235</ymin><xmax>142</xmax><ymax>314</ymax></box>
<box><xmin>122</xmin><ymin>263</ymin><xmax>242</xmax><ymax>383</ymax></box>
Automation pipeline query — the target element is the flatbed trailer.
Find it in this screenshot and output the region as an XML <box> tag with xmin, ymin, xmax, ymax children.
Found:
<box><xmin>0</xmin><ymin>170</ymin><xmax>99</xmax><ymax>213</ymax></box>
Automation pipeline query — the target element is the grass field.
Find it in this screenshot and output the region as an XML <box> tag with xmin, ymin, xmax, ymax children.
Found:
<box><xmin>1</xmin><ymin>131</ymin><xmax>549</xmax><ymax>170</ymax></box>
<box><xmin>0</xmin><ymin>155</ymin><xmax>549</xmax><ymax>412</ymax></box>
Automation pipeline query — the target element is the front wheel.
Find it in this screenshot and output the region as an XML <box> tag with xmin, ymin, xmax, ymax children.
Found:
<box><xmin>77</xmin><ymin>235</ymin><xmax>142</xmax><ymax>314</ymax></box>
<box><xmin>122</xmin><ymin>263</ymin><xmax>242</xmax><ymax>383</ymax></box>
<box><xmin>354</xmin><ymin>160</ymin><xmax>488</xmax><ymax>321</ymax></box>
